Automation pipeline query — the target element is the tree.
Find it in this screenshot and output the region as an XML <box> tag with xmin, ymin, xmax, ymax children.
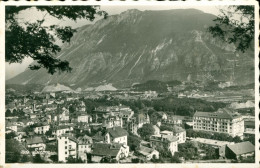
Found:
<box><xmin>137</xmin><ymin>124</ymin><xmax>155</xmax><ymax>140</ymax></box>
<box><xmin>6</xmin><ymin>6</ymin><xmax>107</xmax><ymax>74</ymax></box>
<box><xmin>128</xmin><ymin>133</ymin><xmax>141</xmax><ymax>151</ymax></box>
<box><xmin>33</xmin><ymin>154</ymin><xmax>46</xmax><ymax>163</ymax></box>
<box><xmin>20</xmin><ymin>155</ymin><xmax>32</xmax><ymax>163</ymax></box>
<box><xmin>6</xmin><ymin>132</ymin><xmax>16</xmax><ymax>139</ymax></box>
<box><xmin>208</xmin><ymin>6</ymin><xmax>254</xmax><ymax>53</ymax></box>
<box><xmin>66</xmin><ymin>156</ymin><xmax>84</xmax><ymax>163</ymax></box>
<box><xmin>6</xmin><ymin>139</ymin><xmax>21</xmax><ymax>163</ymax></box>
<box><xmin>6</xmin><ymin>109</ymin><xmax>12</xmax><ymax>117</ymax></box>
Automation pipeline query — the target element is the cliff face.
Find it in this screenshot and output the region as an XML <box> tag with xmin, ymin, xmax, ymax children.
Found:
<box><xmin>7</xmin><ymin>9</ymin><xmax>254</xmax><ymax>88</ymax></box>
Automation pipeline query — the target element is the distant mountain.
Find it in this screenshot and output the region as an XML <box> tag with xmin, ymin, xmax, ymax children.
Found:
<box><xmin>7</xmin><ymin>9</ymin><xmax>254</xmax><ymax>88</ymax></box>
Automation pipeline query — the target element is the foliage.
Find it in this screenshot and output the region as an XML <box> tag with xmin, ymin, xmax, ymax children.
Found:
<box><xmin>128</xmin><ymin>133</ymin><xmax>141</xmax><ymax>151</ymax></box>
<box><xmin>131</xmin><ymin>158</ymin><xmax>145</xmax><ymax>163</ymax></box>
<box><xmin>177</xmin><ymin>141</ymin><xmax>199</xmax><ymax>160</ymax></box>
<box><xmin>49</xmin><ymin>155</ymin><xmax>58</xmax><ymax>162</ymax></box>
<box><xmin>170</xmin><ymin>152</ymin><xmax>182</xmax><ymax>163</ymax></box>
<box><xmin>6</xmin><ymin>132</ymin><xmax>16</xmax><ymax>139</ymax></box>
<box><xmin>244</xmin><ymin>134</ymin><xmax>255</xmax><ymax>145</ymax></box>
<box><xmin>200</xmin><ymin>144</ymin><xmax>219</xmax><ymax>160</ymax></box>
<box><xmin>20</xmin><ymin>154</ymin><xmax>32</xmax><ymax>163</ymax></box>
<box><xmin>6</xmin><ymin>6</ymin><xmax>107</xmax><ymax>74</ymax></box>
<box><xmin>100</xmin><ymin>156</ymin><xmax>117</xmax><ymax>163</ymax></box>
<box><xmin>208</xmin><ymin>6</ymin><xmax>254</xmax><ymax>52</ymax></box>
<box><xmin>152</xmin><ymin>97</ymin><xmax>226</xmax><ymax>116</ymax></box>
<box><xmin>186</xmin><ymin>129</ymin><xmax>242</xmax><ymax>142</ymax></box>
<box><xmin>33</xmin><ymin>154</ymin><xmax>46</xmax><ymax>163</ymax></box>
<box><xmin>66</xmin><ymin>155</ymin><xmax>84</xmax><ymax>163</ymax></box>
<box><xmin>137</xmin><ymin>124</ymin><xmax>155</xmax><ymax>140</ymax></box>
<box><xmin>240</xmin><ymin>155</ymin><xmax>255</xmax><ymax>163</ymax></box>
<box><xmin>6</xmin><ymin>139</ymin><xmax>21</xmax><ymax>163</ymax></box>
<box><xmin>133</xmin><ymin>80</ymin><xmax>168</xmax><ymax>92</ymax></box>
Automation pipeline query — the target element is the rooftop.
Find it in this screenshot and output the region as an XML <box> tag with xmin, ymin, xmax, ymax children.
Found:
<box><xmin>106</xmin><ymin>127</ymin><xmax>128</xmax><ymax>138</ymax></box>
<box><xmin>194</xmin><ymin>108</ymin><xmax>241</xmax><ymax>120</ymax></box>
<box><xmin>91</xmin><ymin>143</ymin><xmax>122</xmax><ymax>157</ymax></box>
<box><xmin>227</xmin><ymin>141</ymin><xmax>255</xmax><ymax>155</ymax></box>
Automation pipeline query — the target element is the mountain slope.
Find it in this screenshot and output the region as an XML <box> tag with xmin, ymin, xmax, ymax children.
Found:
<box><xmin>7</xmin><ymin>9</ymin><xmax>254</xmax><ymax>88</ymax></box>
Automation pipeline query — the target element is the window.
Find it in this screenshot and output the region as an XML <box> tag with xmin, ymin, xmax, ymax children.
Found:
<box><xmin>65</xmin><ymin>146</ymin><xmax>67</xmax><ymax>149</ymax></box>
<box><xmin>65</xmin><ymin>152</ymin><xmax>67</xmax><ymax>154</ymax></box>
<box><xmin>65</xmin><ymin>141</ymin><xmax>67</xmax><ymax>144</ymax></box>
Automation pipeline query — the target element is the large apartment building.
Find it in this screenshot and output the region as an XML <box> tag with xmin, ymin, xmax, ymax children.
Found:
<box><xmin>193</xmin><ymin>108</ymin><xmax>244</xmax><ymax>137</ymax></box>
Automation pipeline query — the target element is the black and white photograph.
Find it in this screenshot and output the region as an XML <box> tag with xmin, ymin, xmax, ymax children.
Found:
<box><xmin>1</xmin><ymin>1</ymin><xmax>259</xmax><ymax>166</ymax></box>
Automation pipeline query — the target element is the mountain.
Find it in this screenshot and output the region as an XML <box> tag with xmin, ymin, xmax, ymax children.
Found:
<box><xmin>7</xmin><ymin>9</ymin><xmax>254</xmax><ymax>88</ymax></box>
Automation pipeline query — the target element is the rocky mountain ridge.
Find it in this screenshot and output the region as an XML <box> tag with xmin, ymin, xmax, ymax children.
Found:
<box><xmin>7</xmin><ymin>9</ymin><xmax>254</xmax><ymax>88</ymax></box>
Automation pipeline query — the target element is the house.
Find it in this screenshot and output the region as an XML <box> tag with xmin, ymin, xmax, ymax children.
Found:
<box><xmin>121</xmin><ymin>109</ymin><xmax>134</xmax><ymax>129</ymax></box>
<box><xmin>59</xmin><ymin>108</ymin><xmax>70</xmax><ymax>121</ymax></box>
<box><xmin>160</xmin><ymin>130</ymin><xmax>173</xmax><ymax>136</ymax></box>
<box><xmin>152</xmin><ymin>125</ymin><xmax>160</xmax><ymax>135</ymax></box>
<box><xmin>137</xmin><ymin>145</ymin><xmax>159</xmax><ymax>160</ymax></box>
<box><xmin>6</xmin><ymin>121</ymin><xmax>17</xmax><ymax>132</ymax></box>
<box><xmin>77</xmin><ymin>101</ymin><xmax>86</xmax><ymax>112</ymax></box>
<box><xmin>25</xmin><ymin>136</ymin><xmax>46</xmax><ymax>151</ymax></box>
<box><xmin>34</xmin><ymin>123</ymin><xmax>50</xmax><ymax>134</ymax></box>
<box><xmin>163</xmin><ymin>115</ymin><xmax>186</xmax><ymax>125</ymax></box>
<box><xmin>219</xmin><ymin>141</ymin><xmax>255</xmax><ymax>160</ymax></box>
<box><xmin>136</xmin><ymin>112</ymin><xmax>150</xmax><ymax>128</ymax></box>
<box><xmin>91</xmin><ymin>143</ymin><xmax>129</xmax><ymax>162</ymax></box>
<box><xmin>58</xmin><ymin>133</ymin><xmax>77</xmax><ymax>162</ymax></box>
<box><xmin>172</xmin><ymin>125</ymin><xmax>186</xmax><ymax>144</ymax></box>
<box><xmin>92</xmin><ymin>131</ymin><xmax>105</xmax><ymax>143</ymax></box>
<box><xmin>77</xmin><ymin>135</ymin><xmax>93</xmax><ymax>162</ymax></box>
<box><xmin>150</xmin><ymin>134</ymin><xmax>178</xmax><ymax>156</ymax></box>
<box><xmin>53</xmin><ymin>125</ymin><xmax>72</xmax><ymax>137</ymax></box>
<box><xmin>102</xmin><ymin>114</ymin><xmax>123</xmax><ymax>128</ymax></box>
<box><xmin>156</xmin><ymin>112</ymin><xmax>168</xmax><ymax>120</ymax></box>
<box><xmin>104</xmin><ymin>127</ymin><xmax>128</xmax><ymax>145</ymax></box>
<box><xmin>77</xmin><ymin>113</ymin><xmax>90</xmax><ymax>123</ymax></box>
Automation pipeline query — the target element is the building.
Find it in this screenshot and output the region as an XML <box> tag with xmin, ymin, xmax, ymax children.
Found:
<box><xmin>153</xmin><ymin>125</ymin><xmax>160</xmax><ymax>135</ymax></box>
<box><xmin>91</xmin><ymin>143</ymin><xmax>129</xmax><ymax>162</ymax></box>
<box><xmin>172</xmin><ymin>125</ymin><xmax>186</xmax><ymax>144</ymax></box>
<box><xmin>193</xmin><ymin>108</ymin><xmax>244</xmax><ymax>137</ymax></box>
<box><xmin>25</xmin><ymin>136</ymin><xmax>46</xmax><ymax>151</ymax></box>
<box><xmin>105</xmin><ymin>127</ymin><xmax>128</xmax><ymax>145</ymax></box>
<box><xmin>34</xmin><ymin>123</ymin><xmax>50</xmax><ymax>134</ymax></box>
<box><xmin>102</xmin><ymin>114</ymin><xmax>123</xmax><ymax>128</ymax></box>
<box><xmin>219</xmin><ymin>141</ymin><xmax>255</xmax><ymax>160</ymax></box>
<box><xmin>58</xmin><ymin>134</ymin><xmax>77</xmax><ymax>162</ymax></box>
<box><xmin>77</xmin><ymin>113</ymin><xmax>90</xmax><ymax>123</ymax></box>
<box><xmin>77</xmin><ymin>135</ymin><xmax>93</xmax><ymax>162</ymax></box>
<box><xmin>136</xmin><ymin>112</ymin><xmax>150</xmax><ymax>128</ymax></box>
<box><xmin>53</xmin><ymin>125</ymin><xmax>72</xmax><ymax>137</ymax></box>
<box><xmin>150</xmin><ymin>134</ymin><xmax>178</xmax><ymax>156</ymax></box>
<box><xmin>137</xmin><ymin>145</ymin><xmax>159</xmax><ymax>160</ymax></box>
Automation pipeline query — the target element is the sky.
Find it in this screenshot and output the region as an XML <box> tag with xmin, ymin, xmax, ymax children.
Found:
<box><xmin>5</xmin><ymin>5</ymin><xmax>223</xmax><ymax>80</ymax></box>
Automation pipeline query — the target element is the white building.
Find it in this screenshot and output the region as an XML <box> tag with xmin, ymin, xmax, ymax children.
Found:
<box><xmin>150</xmin><ymin>134</ymin><xmax>178</xmax><ymax>156</ymax></box>
<box><xmin>193</xmin><ymin>108</ymin><xmax>244</xmax><ymax>137</ymax></box>
<box><xmin>34</xmin><ymin>123</ymin><xmax>50</xmax><ymax>134</ymax></box>
<box><xmin>53</xmin><ymin>125</ymin><xmax>72</xmax><ymax>137</ymax></box>
<box><xmin>58</xmin><ymin>134</ymin><xmax>77</xmax><ymax>162</ymax></box>
<box><xmin>77</xmin><ymin>113</ymin><xmax>90</xmax><ymax>123</ymax></box>
<box><xmin>104</xmin><ymin>127</ymin><xmax>128</xmax><ymax>145</ymax></box>
<box><xmin>77</xmin><ymin>135</ymin><xmax>92</xmax><ymax>162</ymax></box>
<box><xmin>172</xmin><ymin>125</ymin><xmax>186</xmax><ymax>144</ymax></box>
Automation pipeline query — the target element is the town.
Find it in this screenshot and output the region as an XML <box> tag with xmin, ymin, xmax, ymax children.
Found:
<box><xmin>5</xmin><ymin>81</ymin><xmax>255</xmax><ymax>163</ymax></box>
